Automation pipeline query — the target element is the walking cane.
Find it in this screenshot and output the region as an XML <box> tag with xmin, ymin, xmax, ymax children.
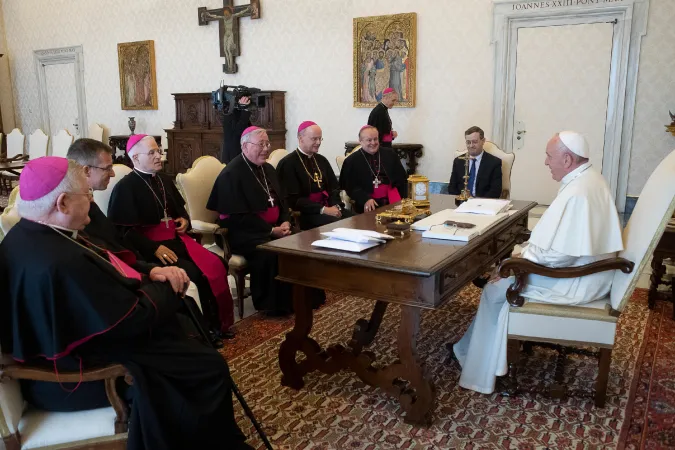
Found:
<box><xmin>182</xmin><ymin>297</ymin><xmax>274</xmax><ymax>450</ymax></box>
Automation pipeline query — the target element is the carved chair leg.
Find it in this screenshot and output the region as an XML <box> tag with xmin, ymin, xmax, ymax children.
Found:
<box><xmin>105</xmin><ymin>377</ymin><xmax>129</xmax><ymax>433</ymax></box>
<box><xmin>3</xmin><ymin>432</ymin><xmax>21</xmax><ymax>450</ymax></box>
<box><xmin>233</xmin><ymin>269</ymin><xmax>246</xmax><ymax>320</ymax></box>
<box><xmin>649</xmin><ymin>254</ymin><xmax>665</xmax><ymax>310</ymax></box>
<box><xmin>595</xmin><ymin>348</ymin><xmax>612</xmax><ymax>408</ymax></box>
<box><xmin>503</xmin><ymin>338</ymin><xmax>521</xmax><ymax>396</ymax></box>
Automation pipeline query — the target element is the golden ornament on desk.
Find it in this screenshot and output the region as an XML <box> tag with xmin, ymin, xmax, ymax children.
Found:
<box><xmin>407</xmin><ymin>174</ymin><xmax>430</xmax><ymax>208</ymax></box>
<box><xmin>666</xmin><ymin>111</ymin><xmax>675</xmax><ymax>137</ymax></box>
<box><xmin>454</xmin><ymin>151</ymin><xmax>472</xmax><ymax>206</ymax></box>
<box><xmin>375</xmin><ymin>198</ymin><xmax>431</xmax><ymax>224</ymax></box>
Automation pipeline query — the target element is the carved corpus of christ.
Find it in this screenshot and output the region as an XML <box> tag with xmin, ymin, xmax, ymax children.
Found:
<box><xmin>198</xmin><ymin>0</ymin><xmax>261</xmax><ymax>74</ymax></box>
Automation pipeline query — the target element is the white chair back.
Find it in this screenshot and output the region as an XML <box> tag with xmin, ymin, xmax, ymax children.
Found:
<box><xmin>611</xmin><ymin>149</ymin><xmax>675</xmax><ymax>311</ymax></box>
<box><xmin>484</xmin><ymin>141</ymin><xmax>515</xmax><ymax>199</ymax></box>
<box><xmin>88</xmin><ymin>123</ymin><xmax>104</xmax><ymax>142</ymax></box>
<box><xmin>175</xmin><ymin>156</ymin><xmax>224</xmax><ymax>224</ymax></box>
<box><xmin>336</xmin><ymin>156</ymin><xmax>346</xmax><ymax>171</ymax></box>
<box><xmin>93</xmin><ymin>164</ymin><xmax>132</xmax><ymax>216</ymax></box>
<box><xmin>28</xmin><ymin>129</ymin><xmax>49</xmax><ymax>161</ymax></box>
<box><xmin>6</xmin><ymin>129</ymin><xmax>25</xmax><ymax>160</ymax></box>
<box><xmin>51</xmin><ymin>129</ymin><xmax>74</xmax><ymax>158</ymax></box>
<box><xmin>267</xmin><ymin>149</ymin><xmax>288</xmax><ymax>169</ymax></box>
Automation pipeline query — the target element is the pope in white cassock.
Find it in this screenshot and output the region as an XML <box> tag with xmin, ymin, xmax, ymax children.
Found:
<box><xmin>452</xmin><ymin>131</ymin><xmax>624</xmax><ymax>394</ymax></box>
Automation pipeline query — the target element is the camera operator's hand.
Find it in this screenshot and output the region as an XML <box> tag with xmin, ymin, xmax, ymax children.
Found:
<box><xmin>238</xmin><ymin>96</ymin><xmax>251</xmax><ymax>106</ymax></box>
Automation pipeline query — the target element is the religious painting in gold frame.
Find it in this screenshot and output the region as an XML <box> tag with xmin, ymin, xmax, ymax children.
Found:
<box><xmin>117</xmin><ymin>40</ymin><xmax>158</xmax><ymax>110</ymax></box>
<box><xmin>353</xmin><ymin>12</ymin><xmax>416</xmax><ymax>108</ymax></box>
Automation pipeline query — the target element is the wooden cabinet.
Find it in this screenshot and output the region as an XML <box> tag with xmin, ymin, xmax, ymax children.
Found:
<box><xmin>165</xmin><ymin>91</ymin><xmax>286</xmax><ymax>176</ymax></box>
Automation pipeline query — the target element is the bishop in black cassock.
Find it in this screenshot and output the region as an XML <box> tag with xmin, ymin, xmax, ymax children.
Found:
<box><xmin>340</xmin><ymin>125</ymin><xmax>408</xmax><ymax>214</ymax></box>
<box><xmin>107</xmin><ymin>135</ymin><xmax>234</xmax><ymax>338</ymax></box>
<box><xmin>277</xmin><ymin>121</ymin><xmax>353</xmax><ymax>230</ymax></box>
<box><xmin>207</xmin><ymin>126</ymin><xmax>293</xmax><ymax>315</ymax></box>
<box><xmin>1</xmin><ymin>157</ymin><xmax>252</xmax><ymax>450</ymax></box>
<box><xmin>367</xmin><ymin>87</ymin><xmax>399</xmax><ymax>147</ymax></box>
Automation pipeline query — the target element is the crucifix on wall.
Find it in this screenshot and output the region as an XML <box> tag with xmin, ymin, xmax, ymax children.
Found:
<box><xmin>198</xmin><ymin>0</ymin><xmax>261</xmax><ymax>74</ymax></box>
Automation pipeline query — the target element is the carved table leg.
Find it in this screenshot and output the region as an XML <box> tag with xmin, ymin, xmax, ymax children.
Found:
<box><xmin>349</xmin><ymin>301</ymin><xmax>388</xmax><ymax>354</ymax></box>
<box><xmin>649</xmin><ymin>253</ymin><xmax>665</xmax><ymax>310</ymax></box>
<box><xmin>279</xmin><ymin>284</ymin><xmax>322</xmax><ymax>390</ymax></box>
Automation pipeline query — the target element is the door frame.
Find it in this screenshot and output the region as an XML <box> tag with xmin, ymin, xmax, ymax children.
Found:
<box><xmin>490</xmin><ymin>0</ymin><xmax>650</xmax><ymax>212</ymax></box>
<box><xmin>34</xmin><ymin>45</ymin><xmax>88</xmax><ymax>140</ymax></box>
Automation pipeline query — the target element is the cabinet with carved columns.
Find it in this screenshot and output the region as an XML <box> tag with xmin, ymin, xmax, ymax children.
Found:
<box><xmin>165</xmin><ymin>91</ymin><xmax>286</xmax><ymax>176</ymax></box>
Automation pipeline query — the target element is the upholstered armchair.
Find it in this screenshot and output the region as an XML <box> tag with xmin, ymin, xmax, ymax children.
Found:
<box><xmin>91</xmin><ymin>164</ymin><xmax>132</xmax><ymax>216</ymax></box>
<box><xmin>266</xmin><ymin>149</ymin><xmax>288</xmax><ymax>169</ymax></box>
<box><xmin>175</xmin><ymin>156</ymin><xmax>248</xmax><ymax>319</ymax></box>
<box><xmin>0</xmin><ymin>188</ymin><xmax>130</xmax><ymax>449</ymax></box>
<box><xmin>498</xmin><ymin>149</ymin><xmax>675</xmax><ymax>407</ymax></box>
<box><xmin>483</xmin><ymin>141</ymin><xmax>515</xmax><ymax>199</ymax></box>
<box><xmin>336</xmin><ymin>145</ymin><xmax>360</xmax><ymax>210</ymax></box>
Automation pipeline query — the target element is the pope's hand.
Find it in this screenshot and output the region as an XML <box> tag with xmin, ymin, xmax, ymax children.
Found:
<box><xmin>364</xmin><ymin>199</ymin><xmax>378</xmax><ymax>212</ymax></box>
<box><xmin>175</xmin><ymin>217</ymin><xmax>189</xmax><ymax>234</ymax></box>
<box><xmin>150</xmin><ymin>266</ymin><xmax>190</xmax><ymax>294</ymax></box>
<box><xmin>155</xmin><ymin>245</ymin><xmax>178</xmax><ymax>265</ymax></box>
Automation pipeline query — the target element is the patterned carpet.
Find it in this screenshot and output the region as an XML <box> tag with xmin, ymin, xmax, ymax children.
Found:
<box><xmin>221</xmin><ymin>286</ymin><xmax>674</xmax><ymax>449</ymax></box>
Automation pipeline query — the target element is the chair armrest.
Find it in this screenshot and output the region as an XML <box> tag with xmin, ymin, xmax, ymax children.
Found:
<box><xmin>190</xmin><ymin>220</ymin><xmax>220</xmax><ymax>234</ymax></box>
<box><xmin>498</xmin><ymin>257</ymin><xmax>634</xmax><ymax>307</ymax></box>
<box><xmin>0</xmin><ymin>363</ymin><xmax>127</xmax><ymax>383</ymax></box>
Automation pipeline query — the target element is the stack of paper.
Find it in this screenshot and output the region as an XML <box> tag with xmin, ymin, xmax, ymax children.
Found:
<box><xmin>454</xmin><ymin>198</ymin><xmax>511</xmax><ymax>215</ymax></box>
<box><xmin>412</xmin><ymin>209</ymin><xmax>509</xmax><ymax>242</ymax></box>
<box><xmin>311</xmin><ymin>228</ymin><xmax>394</xmax><ymax>252</ymax></box>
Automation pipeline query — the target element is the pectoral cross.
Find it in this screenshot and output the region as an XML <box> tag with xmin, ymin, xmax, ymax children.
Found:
<box><xmin>373</xmin><ymin>177</ymin><xmax>381</xmax><ymax>188</ymax></box>
<box><xmin>198</xmin><ymin>0</ymin><xmax>261</xmax><ymax>73</ymax></box>
<box><xmin>161</xmin><ymin>211</ymin><xmax>172</xmax><ymax>229</ymax></box>
<box><xmin>268</xmin><ymin>196</ymin><xmax>275</xmax><ymax>207</ymax></box>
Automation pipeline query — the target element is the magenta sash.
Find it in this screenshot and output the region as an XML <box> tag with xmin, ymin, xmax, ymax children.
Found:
<box><xmin>372</xmin><ymin>184</ymin><xmax>402</xmax><ymax>204</ymax></box>
<box><xmin>382</xmin><ymin>133</ymin><xmax>394</xmax><ymax>143</ymax></box>
<box><xmin>219</xmin><ymin>206</ymin><xmax>280</xmax><ymax>225</ymax></box>
<box><xmin>258</xmin><ymin>206</ymin><xmax>280</xmax><ymax>225</ymax></box>
<box><xmin>107</xmin><ymin>251</ymin><xmax>142</xmax><ymax>281</ymax></box>
<box><xmin>139</xmin><ymin>221</ymin><xmax>234</xmax><ymax>331</ymax></box>
<box><xmin>308</xmin><ymin>191</ymin><xmax>329</xmax><ymax>206</ymax></box>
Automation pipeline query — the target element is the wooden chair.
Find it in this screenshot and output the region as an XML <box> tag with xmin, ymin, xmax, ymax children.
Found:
<box><xmin>88</xmin><ymin>123</ymin><xmax>104</xmax><ymax>142</ymax></box>
<box><xmin>0</xmin><ymin>190</ymin><xmax>130</xmax><ymax>449</ymax></box>
<box><xmin>92</xmin><ymin>165</ymin><xmax>132</xmax><ymax>217</ymax></box>
<box><xmin>499</xmin><ymin>149</ymin><xmax>675</xmax><ymax>407</ymax></box>
<box><xmin>1</xmin><ymin>129</ymin><xmax>26</xmax><ymax>194</ymax></box>
<box><xmin>266</xmin><ymin>148</ymin><xmax>288</xmax><ymax>169</ymax></box>
<box><xmin>175</xmin><ymin>156</ymin><xmax>249</xmax><ymax>319</ymax></box>
<box><xmin>28</xmin><ymin>130</ymin><xmax>49</xmax><ymax>162</ymax></box>
<box><xmin>51</xmin><ymin>129</ymin><xmax>74</xmax><ymax>158</ymax></box>
<box><xmin>483</xmin><ymin>141</ymin><xmax>515</xmax><ymax>199</ymax></box>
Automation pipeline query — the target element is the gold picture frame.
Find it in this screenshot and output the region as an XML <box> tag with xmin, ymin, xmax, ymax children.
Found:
<box><xmin>117</xmin><ymin>40</ymin><xmax>158</xmax><ymax>110</ymax></box>
<box><xmin>353</xmin><ymin>12</ymin><xmax>416</xmax><ymax>108</ymax></box>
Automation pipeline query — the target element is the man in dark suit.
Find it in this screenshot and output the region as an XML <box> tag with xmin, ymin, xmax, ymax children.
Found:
<box><xmin>448</xmin><ymin>126</ymin><xmax>502</xmax><ymax>199</ymax></box>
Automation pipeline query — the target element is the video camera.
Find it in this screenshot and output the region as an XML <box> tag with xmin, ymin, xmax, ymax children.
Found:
<box><xmin>211</xmin><ymin>84</ymin><xmax>265</xmax><ymax>115</ymax></box>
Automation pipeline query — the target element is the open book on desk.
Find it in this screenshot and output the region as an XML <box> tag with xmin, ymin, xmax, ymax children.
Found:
<box><xmin>311</xmin><ymin>228</ymin><xmax>394</xmax><ymax>253</ymax></box>
<box><xmin>412</xmin><ymin>209</ymin><xmax>509</xmax><ymax>242</ymax></box>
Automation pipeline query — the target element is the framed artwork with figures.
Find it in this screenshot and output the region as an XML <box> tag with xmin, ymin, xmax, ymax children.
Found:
<box><xmin>118</xmin><ymin>40</ymin><xmax>158</xmax><ymax>110</ymax></box>
<box><xmin>353</xmin><ymin>12</ymin><xmax>416</xmax><ymax>108</ymax></box>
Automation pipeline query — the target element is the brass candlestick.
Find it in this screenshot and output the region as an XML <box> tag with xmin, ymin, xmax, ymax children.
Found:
<box><xmin>455</xmin><ymin>151</ymin><xmax>472</xmax><ymax>205</ymax></box>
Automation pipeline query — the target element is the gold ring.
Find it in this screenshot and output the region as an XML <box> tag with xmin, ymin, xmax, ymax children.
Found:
<box><xmin>163</xmin><ymin>254</ymin><xmax>168</xmax><ymax>257</ymax></box>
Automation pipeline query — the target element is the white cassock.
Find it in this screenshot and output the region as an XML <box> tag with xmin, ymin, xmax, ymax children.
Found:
<box><xmin>453</xmin><ymin>162</ymin><xmax>624</xmax><ymax>394</ymax></box>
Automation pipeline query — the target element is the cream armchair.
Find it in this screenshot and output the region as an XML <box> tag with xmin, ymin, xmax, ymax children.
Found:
<box><xmin>499</xmin><ymin>149</ymin><xmax>675</xmax><ymax>407</ymax></box>
<box><xmin>0</xmin><ymin>189</ymin><xmax>129</xmax><ymax>449</ymax></box>
<box><xmin>483</xmin><ymin>141</ymin><xmax>515</xmax><ymax>199</ymax></box>
<box><xmin>92</xmin><ymin>164</ymin><xmax>132</xmax><ymax>216</ymax></box>
<box><xmin>175</xmin><ymin>156</ymin><xmax>248</xmax><ymax>319</ymax></box>
<box><xmin>266</xmin><ymin>149</ymin><xmax>288</xmax><ymax>169</ymax></box>
<box><xmin>51</xmin><ymin>129</ymin><xmax>74</xmax><ymax>158</ymax></box>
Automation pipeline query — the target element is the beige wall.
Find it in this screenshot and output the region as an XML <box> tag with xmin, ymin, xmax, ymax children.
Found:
<box><xmin>0</xmin><ymin>0</ymin><xmax>673</xmax><ymax>196</ymax></box>
<box><xmin>0</xmin><ymin>0</ymin><xmax>15</xmax><ymax>133</ymax></box>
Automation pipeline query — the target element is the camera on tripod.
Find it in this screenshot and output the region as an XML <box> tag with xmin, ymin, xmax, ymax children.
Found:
<box><xmin>212</xmin><ymin>85</ymin><xmax>265</xmax><ymax>115</ymax></box>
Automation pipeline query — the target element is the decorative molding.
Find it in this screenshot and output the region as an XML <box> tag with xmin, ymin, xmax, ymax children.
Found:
<box><xmin>490</xmin><ymin>0</ymin><xmax>650</xmax><ymax>212</ymax></box>
<box><xmin>33</xmin><ymin>45</ymin><xmax>88</xmax><ymax>139</ymax></box>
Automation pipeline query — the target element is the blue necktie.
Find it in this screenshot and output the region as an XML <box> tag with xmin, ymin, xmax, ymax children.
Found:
<box><xmin>468</xmin><ymin>158</ymin><xmax>476</xmax><ymax>196</ymax></box>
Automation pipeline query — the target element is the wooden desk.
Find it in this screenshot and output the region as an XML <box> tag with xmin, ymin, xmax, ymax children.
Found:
<box><xmin>261</xmin><ymin>194</ymin><xmax>535</xmax><ymax>424</ymax></box>
<box><xmin>0</xmin><ymin>160</ymin><xmax>26</xmax><ymax>177</ymax></box>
